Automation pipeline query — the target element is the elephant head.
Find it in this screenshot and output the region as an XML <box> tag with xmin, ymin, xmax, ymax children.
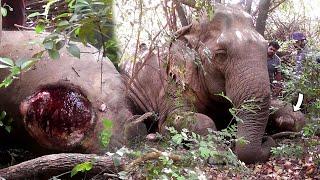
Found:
<box><xmin>177</xmin><ymin>5</ymin><xmax>273</xmax><ymax>163</ymax></box>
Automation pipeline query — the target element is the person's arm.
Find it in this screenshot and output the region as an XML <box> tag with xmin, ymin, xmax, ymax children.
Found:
<box><xmin>274</xmin><ymin>55</ymin><xmax>282</xmax><ymax>81</ymax></box>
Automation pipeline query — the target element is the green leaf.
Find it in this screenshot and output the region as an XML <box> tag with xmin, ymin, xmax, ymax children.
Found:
<box><xmin>20</xmin><ymin>59</ymin><xmax>38</xmax><ymax>70</ymax></box>
<box><xmin>102</xmin><ymin>119</ymin><xmax>113</xmax><ymax>128</ymax></box>
<box><xmin>27</xmin><ymin>12</ymin><xmax>41</xmax><ymax>18</ymax></box>
<box><xmin>199</xmin><ymin>146</ymin><xmax>211</xmax><ymax>158</ymax></box>
<box><xmin>32</xmin><ymin>50</ymin><xmax>45</xmax><ymax>59</ymax></box>
<box><xmin>43</xmin><ymin>41</ymin><xmax>54</xmax><ymax>50</ymax></box>
<box><xmin>0</xmin><ymin>111</ymin><xmax>5</xmax><ymax>120</ymax></box>
<box><xmin>35</xmin><ymin>24</ymin><xmax>45</xmax><ymax>34</ymax></box>
<box><xmin>100</xmin><ymin>119</ymin><xmax>113</xmax><ymax>147</ymax></box>
<box><xmin>44</xmin><ymin>34</ymin><xmax>59</xmax><ymax>41</ymax></box>
<box><xmin>172</xmin><ymin>134</ymin><xmax>183</xmax><ymax>145</ymax></box>
<box><xmin>57</xmin><ymin>20</ymin><xmax>70</xmax><ymax>27</ymax></box>
<box><xmin>10</xmin><ymin>66</ymin><xmax>21</xmax><ymax>75</ymax></box>
<box><xmin>0</xmin><ymin>57</ymin><xmax>14</xmax><ymax>66</ymax></box>
<box><xmin>1</xmin><ymin>7</ymin><xmax>7</xmax><ymax>17</ymax></box>
<box><xmin>112</xmin><ymin>156</ymin><xmax>121</xmax><ymax>167</ymax></box>
<box><xmin>5</xmin><ymin>126</ymin><xmax>11</xmax><ymax>133</ymax></box>
<box><xmin>75</xmin><ymin>27</ymin><xmax>80</xmax><ymax>36</ymax></box>
<box><xmin>67</xmin><ymin>44</ymin><xmax>81</xmax><ymax>59</ymax></box>
<box><xmin>48</xmin><ymin>50</ymin><xmax>60</xmax><ymax>59</ymax></box>
<box><xmin>70</xmin><ymin>162</ymin><xmax>93</xmax><ymax>177</ymax></box>
<box><xmin>55</xmin><ymin>12</ymin><xmax>71</xmax><ymax>19</ymax></box>
<box><xmin>55</xmin><ymin>40</ymin><xmax>66</xmax><ymax>50</ymax></box>
<box><xmin>0</xmin><ymin>64</ymin><xmax>10</xmax><ymax>69</ymax></box>
<box><xmin>0</xmin><ymin>76</ymin><xmax>14</xmax><ymax>88</ymax></box>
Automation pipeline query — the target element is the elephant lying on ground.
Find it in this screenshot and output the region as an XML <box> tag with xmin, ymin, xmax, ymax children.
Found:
<box><xmin>120</xmin><ymin>5</ymin><xmax>304</xmax><ymax>163</ymax></box>
<box><xmin>0</xmin><ymin>31</ymin><xmax>143</xmax><ymax>154</ymax></box>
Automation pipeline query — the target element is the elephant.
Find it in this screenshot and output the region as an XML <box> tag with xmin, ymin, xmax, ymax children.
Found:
<box><xmin>268</xmin><ymin>99</ymin><xmax>306</xmax><ymax>134</ymax></box>
<box><xmin>0</xmin><ymin>30</ymin><xmax>147</xmax><ymax>154</ymax></box>
<box><xmin>120</xmin><ymin>5</ymin><xmax>276</xmax><ymax>164</ymax></box>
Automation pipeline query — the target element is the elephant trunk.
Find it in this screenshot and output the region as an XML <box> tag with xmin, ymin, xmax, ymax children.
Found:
<box><xmin>225</xmin><ymin>58</ymin><xmax>273</xmax><ymax>164</ymax></box>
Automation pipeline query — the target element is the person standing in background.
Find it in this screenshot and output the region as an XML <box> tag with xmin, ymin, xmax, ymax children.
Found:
<box><xmin>267</xmin><ymin>41</ymin><xmax>282</xmax><ymax>97</ymax></box>
<box><xmin>291</xmin><ymin>32</ymin><xmax>308</xmax><ymax>77</ymax></box>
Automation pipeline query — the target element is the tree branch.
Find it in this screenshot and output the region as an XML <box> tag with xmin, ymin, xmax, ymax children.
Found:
<box><xmin>174</xmin><ymin>0</ymin><xmax>189</xmax><ymax>26</ymax></box>
<box><xmin>269</xmin><ymin>0</ymin><xmax>287</xmax><ymax>13</ymax></box>
<box><xmin>177</xmin><ymin>0</ymin><xmax>196</xmax><ymax>9</ymax></box>
<box><xmin>271</xmin><ymin>131</ymin><xmax>301</xmax><ymax>139</ymax></box>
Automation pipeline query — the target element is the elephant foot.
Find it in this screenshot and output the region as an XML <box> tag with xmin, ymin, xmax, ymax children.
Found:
<box><xmin>268</xmin><ymin>100</ymin><xmax>306</xmax><ymax>133</ymax></box>
<box><xmin>236</xmin><ymin>136</ymin><xmax>276</xmax><ymax>164</ymax></box>
<box><xmin>161</xmin><ymin>112</ymin><xmax>216</xmax><ymax>135</ymax></box>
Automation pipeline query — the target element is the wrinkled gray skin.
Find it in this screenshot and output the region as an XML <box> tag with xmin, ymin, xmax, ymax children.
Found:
<box><xmin>0</xmin><ymin>31</ymin><xmax>142</xmax><ymax>153</ymax></box>
<box><xmin>121</xmin><ymin>6</ymin><xmax>274</xmax><ymax>164</ymax></box>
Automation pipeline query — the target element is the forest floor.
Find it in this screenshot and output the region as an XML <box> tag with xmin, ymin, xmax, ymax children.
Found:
<box><xmin>1</xmin><ymin>134</ymin><xmax>319</xmax><ymax>179</ymax></box>
<box><xmin>204</xmin><ymin>135</ymin><xmax>320</xmax><ymax>179</ymax></box>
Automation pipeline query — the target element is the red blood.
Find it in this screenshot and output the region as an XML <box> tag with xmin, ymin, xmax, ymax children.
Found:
<box><xmin>22</xmin><ymin>84</ymin><xmax>95</xmax><ymax>150</ymax></box>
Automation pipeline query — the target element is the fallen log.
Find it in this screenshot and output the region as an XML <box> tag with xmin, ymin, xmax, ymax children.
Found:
<box><xmin>0</xmin><ymin>30</ymin><xmax>138</xmax><ymax>153</ymax></box>
<box><xmin>0</xmin><ymin>153</ymin><xmax>124</xmax><ymax>179</ymax></box>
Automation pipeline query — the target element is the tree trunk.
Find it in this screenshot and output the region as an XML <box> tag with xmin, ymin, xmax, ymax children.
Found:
<box><xmin>174</xmin><ymin>1</ymin><xmax>189</xmax><ymax>27</ymax></box>
<box><xmin>245</xmin><ymin>0</ymin><xmax>253</xmax><ymax>13</ymax></box>
<box><xmin>0</xmin><ymin>153</ymin><xmax>124</xmax><ymax>179</ymax></box>
<box><xmin>255</xmin><ymin>0</ymin><xmax>271</xmax><ymax>37</ymax></box>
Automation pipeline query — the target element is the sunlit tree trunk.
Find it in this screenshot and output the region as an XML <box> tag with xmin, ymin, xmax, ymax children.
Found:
<box><xmin>174</xmin><ymin>0</ymin><xmax>189</xmax><ymax>26</ymax></box>
<box><xmin>245</xmin><ymin>0</ymin><xmax>253</xmax><ymax>13</ymax></box>
<box><xmin>256</xmin><ymin>0</ymin><xmax>271</xmax><ymax>37</ymax></box>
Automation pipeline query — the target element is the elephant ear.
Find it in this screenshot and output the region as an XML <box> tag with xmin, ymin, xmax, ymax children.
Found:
<box><xmin>167</xmin><ymin>39</ymin><xmax>201</xmax><ymax>92</ymax></box>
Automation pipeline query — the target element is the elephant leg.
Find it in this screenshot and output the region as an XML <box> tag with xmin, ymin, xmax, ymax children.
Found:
<box><xmin>161</xmin><ymin>111</ymin><xmax>216</xmax><ymax>135</ymax></box>
<box><xmin>268</xmin><ymin>100</ymin><xmax>306</xmax><ymax>133</ymax></box>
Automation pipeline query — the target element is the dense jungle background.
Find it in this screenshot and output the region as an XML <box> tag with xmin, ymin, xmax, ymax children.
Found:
<box><xmin>0</xmin><ymin>0</ymin><xmax>320</xmax><ymax>179</ymax></box>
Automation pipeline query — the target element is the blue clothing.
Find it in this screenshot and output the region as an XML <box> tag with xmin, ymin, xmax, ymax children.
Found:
<box><xmin>267</xmin><ymin>54</ymin><xmax>281</xmax><ymax>83</ymax></box>
<box><xmin>295</xmin><ymin>49</ymin><xmax>306</xmax><ymax>76</ymax></box>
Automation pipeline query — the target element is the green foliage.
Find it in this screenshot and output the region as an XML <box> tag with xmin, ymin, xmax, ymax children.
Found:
<box><xmin>281</xmin><ymin>52</ymin><xmax>320</xmax><ymax>127</ymax></box>
<box><xmin>30</xmin><ymin>0</ymin><xmax>119</xmax><ymax>66</ymax></box>
<box><xmin>280</xmin><ymin>50</ymin><xmax>320</xmax><ymax>165</ymax></box>
<box><xmin>0</xmin><ymin>57</ymin><xmax>38</xmax><ymax>88</ymax></box>
<box><xmin>281</xmin><ymin>54</ymin><xmax>320</xmax><ymax>118</ymax></box>
<box><xmin>0</xmin><ymin>111</ymin><xmax>12</xmax><ymax>133</ymax></box>
<box><xmin>271</xmin><ymin>144</ymin><xmax>303</xmax><ymax>158</ymax></box>
<box><xmin>195</xmin><ymin>0</ymin><xmax>215</xmax><ymax>21</ymax></box>
<box><xmin>70</xmin><ymin>161</ymin><xmax>93</xmax><ymax>177</ymax></box>
<box><xmin>1</xmin><ymin>6</ymin><xmax>8</xmax><ymax>17</ymax></box>
<box><xmin>302</xmin><ymin>121</ymin><xmax>320</xmax><ymax>137</ymax></box>
<box><xmin>1</xmin><ymin>3</ymin><xmax>14</xmax><ymax>17</ymax></box>
<box><xmin>217</xmin><ymin>92</ymin><xmax>260</xmax><ymax>124</ymax></box>
<box><xmin>100</xmin><ymin>118</ymin><xmax>113</xmax><ymax>148</ymax></box>
<box><xmin>67</xmin><ymin>44</ymin><xmax>81</xmax><ymax>59</ymax></box>
<box><xmin>118</xmin><ymin>126</ymin><xmax>247</xmax><ymax>179</ymax></box>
